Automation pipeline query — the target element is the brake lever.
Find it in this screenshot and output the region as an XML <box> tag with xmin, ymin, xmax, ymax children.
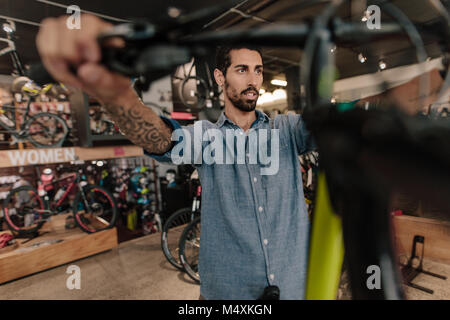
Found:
<box><xmin>97</xmin><ymin>21</ymin><xmax>192</xmax><ymax>89</ymax></box>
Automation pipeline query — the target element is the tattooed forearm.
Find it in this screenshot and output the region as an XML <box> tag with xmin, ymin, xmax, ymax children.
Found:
<box><xmin>104</xmin><ymin>94</ymin><xmax>173</xmax><ymax>154</ymax></box>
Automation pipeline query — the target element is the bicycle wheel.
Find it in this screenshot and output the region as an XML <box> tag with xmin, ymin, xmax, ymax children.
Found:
<box><xmin>180</xmin><ymin>76</ymin><xmax>209</xmax><ymax>111</ymax></box>
<box><xmin>3</xmin><ymin>185</ymin><xmax>46</xmax><ymax>235</ymax></box>
<box><xmin>161</xmin><ymin>207</ymin><xmax>198</xmax><ymax>270</ymax></box>
<box><xmin>25</xmin><ymin>112</ymin><xmax>68</xmax><ymax>148</ymax></box>
<box><xmin>179</xmin><ymin>216</ymin><xmax>201</xmax><ymax>284</ymax></box>
<box><xmin>72</xmin><ymin>185</ymin><xmax>118</xmax><ymax>233</ymax></box>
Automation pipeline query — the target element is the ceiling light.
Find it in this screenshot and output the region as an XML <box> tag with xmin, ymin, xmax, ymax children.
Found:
<box><xmin>257</xmin><ymin>92</ymin><xmax>274</xmax><ymax>105</ymax></box>
<box><xmin>270</xmin><ymin>79</ymin><xmax>287</xmax><ymax>87</ymax></box>
<box><xmin>361</xmin><ymin>10</ymin><xmax>371</xmax><ymax>22</ymax></box>
<box><xmin>358</xmin><ymin>53</ymin><xmax>367</xmax><ymax>63</ymax></box>
<box><xmin>379</xmin><ymin>60</ymin><xmax>387</xmax><ymax>70</ymax></box>
<box><xmin>330</xmin><ymin>45</ymin><xmax>337</xmax><ymax>53</ymax></box>
<box><xmin>168</xmin><ymin>7</ymin><xmax>181</xmax><ymax>18</ymax></box>
<box><xmin>273</xmin><ymin>88</ymin><xmax>287</xmax><ymax>100</ymax></box>
<box><xmin>2</xmin><ymin>24</ymin><xmax>13</xmax><ymax>33</ymax></box>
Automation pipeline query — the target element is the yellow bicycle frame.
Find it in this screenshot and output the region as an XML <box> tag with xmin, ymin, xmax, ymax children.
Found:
<box><xmin>305</xmin><ymin>172</ymin><xmax>345</xmax><ymax>300</ymax></box>
<box><xmin>21</xmin><ymin>82</ymin><xmax>54</xmax><ymax>96</ymax></box>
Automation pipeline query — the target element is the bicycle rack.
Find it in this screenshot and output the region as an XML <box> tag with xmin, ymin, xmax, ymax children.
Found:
<box><xmin>400</xmin><ymin>235</ymin><xmax>447</xmax><ymax>294</ymax></box>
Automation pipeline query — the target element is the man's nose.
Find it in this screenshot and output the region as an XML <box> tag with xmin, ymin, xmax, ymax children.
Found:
<box><xmin>247</xmin><ymin>73</ymin><xmax>258</xmax><ymax>88</ymax></box>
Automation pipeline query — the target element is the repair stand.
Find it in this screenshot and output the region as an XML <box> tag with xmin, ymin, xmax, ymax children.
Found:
<box><xmin>401</xmin><ymin>235</ymin><xmax>447</xmax><ymax>294</ymax></box>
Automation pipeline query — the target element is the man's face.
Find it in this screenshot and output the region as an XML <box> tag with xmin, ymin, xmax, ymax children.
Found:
<box><xmin>220</xmin><ymin>49</ymin><xmax>263</xmax><ymax>112</ymax></box>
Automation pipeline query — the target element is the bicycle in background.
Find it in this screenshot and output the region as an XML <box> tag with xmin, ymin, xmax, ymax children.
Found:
<box><xmin>3</xmin><ymin>165</ymin><xmax>118</xmax><ymax>236</ymax></box>
<box><xmin>0</xmin><ymin>20</ymin><xmax>69</xmax><ymax>148</ymax></box>
<box><xmin>174</xmin><ymin>59</ymin><xmax>223</xmax><ymax>111</ymax></box>
<box><xmin>161</xmin><ymin>170</ymin><xmax>201</xmax><ymax>283</ymax></box>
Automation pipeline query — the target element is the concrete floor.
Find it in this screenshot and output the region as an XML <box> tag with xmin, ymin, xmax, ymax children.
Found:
<box><xmin>0</xmin><ymin>232</ymin><xmax>200</xmax><ymax>300</ymax></box>
<box><xmin>338</xmin><ymin>259</ymin><xmax>450</xmax><ymax>300</ymax></box>
<box><xmin>1</xmin><ymin>229</ymin><xmax>448</xmax><ymax>300</ymax></box>
<box><xmin>403</xmin><ymin>259</ymin><xmax>450</xmax><ymax>300</ymax></box>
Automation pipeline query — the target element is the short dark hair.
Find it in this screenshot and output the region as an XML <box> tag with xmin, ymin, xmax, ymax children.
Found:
<box><xmin>215</xmin><ymin>46</ymin><xmax>263</xmax><ymax>76</ymax></box>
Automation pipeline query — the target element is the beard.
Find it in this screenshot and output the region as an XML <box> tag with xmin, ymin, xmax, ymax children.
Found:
<box><xmin>225</xmin><ymin>81</ymin><xmax>258</xmax><ymax>112</ymax></box>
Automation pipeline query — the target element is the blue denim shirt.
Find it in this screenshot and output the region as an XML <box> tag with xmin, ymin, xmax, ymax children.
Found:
<box><xmin>147</xmin><ymin>110</ymin><xmax>315</xmax><ymax>299</ymax></box>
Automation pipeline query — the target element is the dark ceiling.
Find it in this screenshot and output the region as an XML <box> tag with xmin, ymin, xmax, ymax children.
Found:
<box><xmin>0</xmin><ymin>0</ymin><xmax>449</xmax><ymax>91</ymax></box>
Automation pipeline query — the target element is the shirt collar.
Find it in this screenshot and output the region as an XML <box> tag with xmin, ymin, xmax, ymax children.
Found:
<box><xmin>215</xmin><ymin>109</ymin><xmax>270</xmax><ymax>128</ymax></box>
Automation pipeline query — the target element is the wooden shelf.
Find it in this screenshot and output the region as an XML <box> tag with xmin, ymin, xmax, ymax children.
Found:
<box><xmin>91</xmin><ymin>134</ymin><xmax>129</xmax><ymax>141</ymax></box>
<box><xmin>0</xmin><ymin>213</ymin><xmax>118</xmax><ymax>284</ymax></box>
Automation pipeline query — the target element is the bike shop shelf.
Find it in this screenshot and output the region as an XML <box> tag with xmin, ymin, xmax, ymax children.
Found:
<box><xmin>0</xmin><ymin>145</ymin><xmax>145</xmax><ymax>168</ymax></box>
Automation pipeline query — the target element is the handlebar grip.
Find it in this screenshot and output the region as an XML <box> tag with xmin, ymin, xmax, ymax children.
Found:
<box><xmin>26</xmin><ymin>63</ymin><xmax>57</xmax><ymax>86</ymax></box>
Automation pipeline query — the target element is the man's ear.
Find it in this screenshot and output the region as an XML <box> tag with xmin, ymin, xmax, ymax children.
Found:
<box><xmin>214</xmin><ymin>68</ymin><xmax>224</xmax><ymax>87</ymax></box>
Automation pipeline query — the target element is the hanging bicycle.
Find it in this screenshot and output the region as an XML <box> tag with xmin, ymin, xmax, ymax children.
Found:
<box><xmin>0</xmin><ymin>20</ymin><xmax>68</xmax><ymax>148</ymax></box>
<box><xmin>173</xmin><ymin>59</ymin><xmax>223</xmax><ymax>111</ymax></box>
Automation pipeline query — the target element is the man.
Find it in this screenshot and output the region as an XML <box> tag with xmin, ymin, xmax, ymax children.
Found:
<box><xmin>36</xmin><ymin>14</ymin><xmax>315</xmax><ymax>299</ymax></box>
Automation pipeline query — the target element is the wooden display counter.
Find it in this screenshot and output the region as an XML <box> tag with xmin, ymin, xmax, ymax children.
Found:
<box><xmin>393</xmin><ymin>215</ymin><xmax>450</xmax><ymax>264</ymax></box>
<box><xmin>0</xmin><ymin>213</ymin><xmax>118</xmax><ymax>284</ymax></box>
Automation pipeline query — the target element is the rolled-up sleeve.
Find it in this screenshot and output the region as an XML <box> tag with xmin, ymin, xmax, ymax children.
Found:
<box><xmin>285</xmin><ymin>114</ymin><xmax>316</xmax><ymax>155</ymax></box>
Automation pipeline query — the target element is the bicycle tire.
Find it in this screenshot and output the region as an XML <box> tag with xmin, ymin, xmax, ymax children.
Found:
<box><xmin>161</xmin><ymin>207</ymin><xmax>198</xmax><ymax>270</ymax></box>
<box><xmin>25</xmin><ymin>112</ymin><xmax>68</xmax><ymax>148</ymax></box>
<box><xmin>178</xmin><ymin>215</ymin><xmax>201</xmax><ymax>284</ymax></box>
<box><xmin>179</xmin><ymin>76</ymin><xmax>209</xmax><ymax>111</ymax></box>
<box><xmin>3</xmin><ymin>185</ymin><xmax>46</xmax><ymax>235</ymax></box>
<box><xmin>72</xmin><ymin>184</ymin><xmax>118</xmax><ymax>233</ymax></box>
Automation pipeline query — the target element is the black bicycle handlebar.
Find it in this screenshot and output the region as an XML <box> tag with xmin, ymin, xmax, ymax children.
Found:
<box><xmin>27</xmin><ymin>17</ymin><xmax>444</xmax><ymax>87</ymax></box>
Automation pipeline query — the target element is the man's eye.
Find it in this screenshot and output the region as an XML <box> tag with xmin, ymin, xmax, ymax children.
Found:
<box><xmin>256</xmin><ymin>69</ymin><xmax>263</xmax><ymax>74</ymax></box>
<box><xmin>238</xmin><ymin>69</ymin><xmax>246</xmax><ymax>73</ymax></box>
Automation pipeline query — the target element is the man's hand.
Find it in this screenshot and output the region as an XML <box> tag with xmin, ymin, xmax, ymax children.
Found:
<box><xmin>36</xmin><ymin>14</ymin><xmax>132</xmax><ymax>105</ymax></box>
<box><xmin>36</xmin><ymin>14</ymin><xmax>173</xmax><ymax>155</ymax></box>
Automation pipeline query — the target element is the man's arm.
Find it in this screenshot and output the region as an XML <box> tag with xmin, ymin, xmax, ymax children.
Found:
<box><xmin>103</xmin><ymin>89</ymin><xmax>173</xmax><ymax>154</ymax></box>
<box><xmin>35</xmin><ymin>14</ymin><xmax>173</xmax><ymax>154</ymax></box>
<box><xmin>279</xmin><ymin>114</ymin><xmax>316</xmax><ymax>155</ymax></box>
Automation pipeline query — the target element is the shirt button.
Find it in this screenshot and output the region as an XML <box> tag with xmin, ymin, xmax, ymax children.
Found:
<box><xmin>258</xmin><ymin>206</ymin><xmax>263</xmax><ymax>212</ymax></box>
<box><xmin>269</xmin><ymin>274</ymin><xmax>275</xmax><ymax>281</ymax></box>
<box><xmin>239</xmin><ymin>131</ymin><xmax>244</xmax><ymax>135</ymax></box>
<box><xmin>253</xmin><ymin>177</ymin><xmax>257</xmax><ymax>183</ymax></box>
<box><xmin>263</xmin><ymin>239</ymin><xmax>268</xmax><ymax>245</ymax></box>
